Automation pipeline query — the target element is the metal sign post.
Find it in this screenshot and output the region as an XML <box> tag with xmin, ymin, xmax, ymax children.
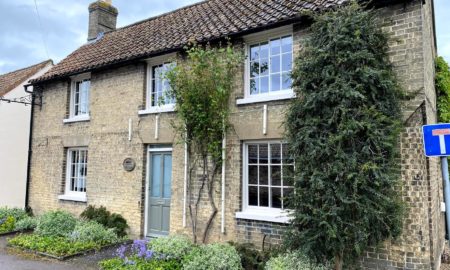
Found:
<box><xmin>423</xmin><ymin>124</ymin><xmax>450</xmax><ymax>246</ymax></box>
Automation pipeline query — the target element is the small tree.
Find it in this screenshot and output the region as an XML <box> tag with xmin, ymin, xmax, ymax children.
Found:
<box><xmin>436</xmin><ymin>56</ymin><xmax>450</xmax><ymax>122</ymax></box>
<box><xmin>285</xmin><ymin>3</ymin><xmax>404</xmax><ymax>269</ymax></box>
<box><xmin>166</xmin><ymin>43</ymin><xmax>243</xmax><ymax>243</ymax></box>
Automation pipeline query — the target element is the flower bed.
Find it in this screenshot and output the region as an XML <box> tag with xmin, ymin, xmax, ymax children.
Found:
<box><xmin>8</xmin><ymin>207</ymin><xmax>129</xmax><ymax>260</ymax></box>
<box><xmin>0</xmin><ymin>207</ymin><xmax>31</xmax><ymax>235</ymax></box>
<box><xmin>100</xmin><ymin>236</ymin><xmax>242</xmax><ymax>270</ymax></box>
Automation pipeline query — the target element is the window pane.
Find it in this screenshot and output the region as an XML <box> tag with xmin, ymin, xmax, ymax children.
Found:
<box><xmin>270</xmin><ymin>38</ymin><xmax>281</xmax><ymax>55</ymax></box>
<box><xmin>271</xmin><ymin>73</ymin><xmax>281</xmax><ymax>91</ymax></box>
<box><xmin>282</xmin><ymin>143</ymin><xmax>293</xmax><ymax>163</ymax></box>
<box><xmin>282</xmin><ymin>72</ymin><xmax>292</xmax><ymax>90</ymax></box>
<box><xmin>260</xmin><ymin>76</ymin><xmax>269</xmax><ymax>94</ymax></box>
<box><xmin>260</xmin><ymin>58</ymin><xmax>269</xmax><ymax>76</ymax></box>
<box><xmin>272</xmin><ymin>187</ymin><xmax>282</xmax><ymax>208</ymax></box>
<box><xmin>248</xmin><ymin>145</ymin><xmax>258</xmax><ymax>163</ymax></box>
<box><xmin>259</xmin><ymin>144</ymin><xmax>268</xmax><ymax>164</ymax></box>
<box><xmin>259</xmin><ymin>166</ymin><xmax>268</xmax><ymax>185</ymax></box>
<box><xmin>249</xmin><ymin>186</ymin><xmax>258</xmax><ymax>206</ymax></box>
<box><xmin>250</xmin><ymin>61</ymin><xmax>259</xmax><ymax>77</ymax></box>
<box><xmin>283</xmin><ymin>165</ymin><xmax>295</xmax><ymax>186</ymax></box>
<box><xmin>283</xmin><ymin>188</ymin><xmax>294</xmax><ymax>209</ymax></box>
<box><xmin>260</xmin><ymin>42</ymin><xmax>269</xmax><ymax>58</ymax></box>
<box><xmin>271</xmin><ymin>166</ymin><xmax>281</xmax><ymax>186</ymax></box>
<box><xmin>281</xmin><ymin>36</ymin><xmax>293</xmax><ymax>54</ymax></box>
<box><xmin>151</xmin><ymin>154</ymin><xmax>161</xmax><ymax>197</ymax></box>
<box><xmin>259</xmin><ymin>187</ymin><xmax>269</xmax><ymax>207</ymax></box>
<box><xmin>270</xmin><ymin>144</ymin><xmax>281</xmax><ymax>164</ymax></box>
<box><xmin>270</xmin><ymin>56</ymin><xmax>280</xmax><ymax>73</ymax></box>
<box><xmin>250</xmin><ymin>45</ymin><xmax>259</xmax><ymax>61</ymax></box>
<box><xmin>163</xmin><ymin>154</ymin><xmax>172</xmax><ymax>198</ymax></box>
<box><xmin>250</xmin><ymin>78</ymin><xmax>259</xmax><ymax>95</ymax></box>
<box><xmin>282</xmin><ymin>53</ymin><xmax>292</xmax><ymax>72</ymax></box>
<box><xmin>248</xmin><ymin>166</ymin><xmax>258</xmax><ymax>185</ymax></box>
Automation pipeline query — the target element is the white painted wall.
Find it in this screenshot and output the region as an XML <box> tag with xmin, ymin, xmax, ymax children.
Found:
<box><xmin>0</xmin><ymin>64</ymin><xmax>52</xmax><ymax>208</ymax></box>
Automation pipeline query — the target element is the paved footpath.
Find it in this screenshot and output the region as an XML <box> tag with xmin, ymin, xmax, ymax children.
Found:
<box><xmin>0</xmin><ymin>234</ymin><xmax>118</xmax><ymax>270</ymax></box>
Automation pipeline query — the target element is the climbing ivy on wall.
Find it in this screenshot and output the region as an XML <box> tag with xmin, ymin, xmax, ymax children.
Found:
<box><xmin>165</xmin><ymin>43</ymin><xmax>243</xmax><ymax>243</ymax></box>
<box><xmin>284</xmin><ymin>3</ymin><xmax>404</xmax><ymax>269</ymax></box>
<box><xmin>436</xmin><ymin>56</ymin><xmax>450</xmax><ymax>122</ymax></box>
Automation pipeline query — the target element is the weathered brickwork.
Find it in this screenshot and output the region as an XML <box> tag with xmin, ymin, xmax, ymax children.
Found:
<box><xmin>28</xmin><ymin>0</ymin><xmax>442</xmax><ymax>268</ymax></box>
<box><xmin>236</xmin><ymin>219</ymin><xmax>288</xmax><ymax>249</ymax></box>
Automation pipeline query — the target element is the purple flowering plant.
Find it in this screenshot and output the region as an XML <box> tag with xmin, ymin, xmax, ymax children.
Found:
<box><xmin>115</xmin><ymin>239</ymin><xmax>157</xmax><ymax>264</ymax></box>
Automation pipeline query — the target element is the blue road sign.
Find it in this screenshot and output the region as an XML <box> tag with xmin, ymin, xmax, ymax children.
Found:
<box><xmin>422</xmin><ymin>124</ymin><xmax>450</xmax><ymax>157</ymax></box>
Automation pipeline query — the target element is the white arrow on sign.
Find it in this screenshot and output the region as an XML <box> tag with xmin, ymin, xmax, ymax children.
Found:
<box><xmin>432</xmin><ymin>129</ymin><xmax>450</xmax><ymax>154</ymax></box>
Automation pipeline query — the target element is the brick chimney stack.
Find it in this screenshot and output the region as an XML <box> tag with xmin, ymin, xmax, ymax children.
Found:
<box><xmin>87</xmin><ymin>0</ymin><xmax>118</xmax><ymax>41</ymax></box>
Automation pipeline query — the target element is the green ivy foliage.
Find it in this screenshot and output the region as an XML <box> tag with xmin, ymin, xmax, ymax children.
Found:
<box><xmin>436</xmin><ymin>56</ymin><xmax>450</xmax><ymax>122</ymax></box>
<box><xmin>165</xmin><ymin>43</ymin><xmax>243</xmax><ymax>163</ymax></box>
<box><xmin>284</xmin><ymin>2</ymin><xmax>404</xmax><ymax>267</ymax></box>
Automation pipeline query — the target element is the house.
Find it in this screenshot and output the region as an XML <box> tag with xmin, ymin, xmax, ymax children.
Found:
<box><xmin>28</xmin><ymin>0</ymin><xmax>443</xmax><ymax>268</ymax></box>
<box><xmin>0</xmin><ymin>60</ymin><xmax>53</xmax><ymax>208</ymax></box>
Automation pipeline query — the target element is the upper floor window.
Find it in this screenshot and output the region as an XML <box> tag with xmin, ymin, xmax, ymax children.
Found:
<box><xmin>150</xmin><ymin>63</ymin><xmax>175</xmax><ymax>107</ymax></box>
<box><xmin>236</xmin><ymin>26</ymin><xmax>295</xmax><ymax>105</ymax></box>
<box><xmin>249</xmin><ymin>35</ymin><xmax>293</xmax><ymax>95</ymax></box>
<box><xmin>65</xmin><ymin>74</ymin><xmax>91</xmax><ymax>123</ymax></box>
<box><xmin>139</xmin><ymin>53</ymin><xmax>176</xmax><ymax>115</ymax></box>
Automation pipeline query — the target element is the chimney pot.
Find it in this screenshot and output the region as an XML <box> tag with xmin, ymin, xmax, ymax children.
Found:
<box><xmin>87</xmin><ymin>0</ymin><xmax>118</xmax><ymax>41</ymax></box>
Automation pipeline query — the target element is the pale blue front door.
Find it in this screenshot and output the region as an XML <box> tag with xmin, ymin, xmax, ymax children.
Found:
<box><xmin>147</xmin><ymin>151</ymin><xmax>172</xmax><ymax>237</ymax></box>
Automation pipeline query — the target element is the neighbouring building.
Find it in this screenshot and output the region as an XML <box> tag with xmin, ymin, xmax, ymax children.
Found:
<box><xmin>28</xmin><ymin>0</ymin><xmax>444</xmax><ymax>268</ymax></box>
<box><xmin>0</xmin><ymin>60</ymin><xmax>53</xmax><ymax>208</ymax></box>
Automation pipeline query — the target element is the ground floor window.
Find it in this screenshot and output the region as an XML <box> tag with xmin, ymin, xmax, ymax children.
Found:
<box><xmin>244</xmin><ymin>142</ymin><xmax>294</xmax><ymax>210</ymax></box>
<box><xmin>64</xmin><ymin>148</ymin><xmax>88</xmax><ymax>196</ymax></box>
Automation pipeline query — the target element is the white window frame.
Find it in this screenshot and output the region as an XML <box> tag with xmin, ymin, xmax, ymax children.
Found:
<box><xmin>139</xmin><ymin>53</ymin><xmax>176</xmax><ymax>115</ymax></box>
<box><xmin>237</xmin><ymin>25</ymin><xmax>295</xmax><ymax>105</ymax></box>
<box><xmin>64</xmin><ymin>73</ymin><xmax>91</xmax><ymax>123</ymax></box>
<box><xmin>58</xmin><ymin>147</ymin><xmax>88</xmax><ymax>202</ymax></box>
<box><xmin>235</xmin><ymin>141</ymin><xmax>293</xmax><ymax>223</ymax></box>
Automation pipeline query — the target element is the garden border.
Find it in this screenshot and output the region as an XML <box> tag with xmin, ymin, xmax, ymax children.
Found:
<box><xmin>0</xmin><ymin>229</ymin><xmax>32</xmax><ymax>237</ymax></box>
<box><xmin>7</xmin><ymin>239</ymin><xmax>132</xmax><ymax>261</ymax></box>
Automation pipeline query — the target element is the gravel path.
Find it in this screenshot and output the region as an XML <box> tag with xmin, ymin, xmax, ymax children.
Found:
<box><xmin>0</xmin><ymin>234</ymin><xmax>120</xmax><ymax>270</ymax></box>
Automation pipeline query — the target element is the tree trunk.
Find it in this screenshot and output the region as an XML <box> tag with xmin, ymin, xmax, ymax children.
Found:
<box><xmin>334</xmin><ymin>252</ymin><xmax>343</xmax><ymax>270</ymax></box>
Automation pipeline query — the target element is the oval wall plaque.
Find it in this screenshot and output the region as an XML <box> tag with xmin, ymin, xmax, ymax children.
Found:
<box><xmin>123</xmin><ymin>158</ymin><xmax>136</xmax><ymax>172</ymax></box>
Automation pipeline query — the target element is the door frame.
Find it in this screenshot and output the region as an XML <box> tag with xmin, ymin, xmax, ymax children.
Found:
<box><xmin>144</xmin><ymin>146</ymin><xmax>173</xmax><ymax>237</ymax></box>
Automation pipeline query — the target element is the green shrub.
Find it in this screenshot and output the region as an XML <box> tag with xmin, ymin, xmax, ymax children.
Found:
<box><xmin>0</xmin><ymin>207</ymin><xmax>28</xmax><ymax>221</ymax></box>
<box><xmin>15</xmin><ymin>216</ymin><xmax>38</xmax><ymax>231</ymax></box>
<box><xmin>99</xmin><ymin>257</ymin><xmax>182</xmax><ymax>270</ymax></box>
<box><xmin>35</xmin><ymin>210</ymin><xmax>77</xmax><ymax>237</ymax></box>
<box><xmin>8</xmin><ymin>234</ymin><xmax>98</xmax><ymax>256</ymax></box>
<box><xmin>80</xmin><ymin>205</ymin><xmax>128</xmax><ymax>237</ymax></box>
<box><xmin>148</xmin><ymin>234</ymin><xmax>194</xmax><ymax>259</ymax></box>
<box><xmin>0</xmin><ymin>216</ymin><xmax>15</xmax><ymax>234</ymax></box>
<box><xmin>265</xmin><ymin>251</ymin><xmax>329</xmax><ymax>270</ymax></box>
<box><xmin>229</xmin><ymin>242</ymin><xmax>275</xmax><ymax>270</ymax></box>
<box><xmin>183</xmin><ymin>243</ymin><xmax>242</xmax><ymax>270</ymax></box>
<box><xmin>68</xmin><ymin>221</ymin><xmax>119</xmax><ymax>245</ymax></box>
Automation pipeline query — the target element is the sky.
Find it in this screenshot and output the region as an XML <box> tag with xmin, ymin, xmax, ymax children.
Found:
<box><xmin>0</xmin><ymin>0</ymin><xmax>449</xmax><ymax>74</ymax></box>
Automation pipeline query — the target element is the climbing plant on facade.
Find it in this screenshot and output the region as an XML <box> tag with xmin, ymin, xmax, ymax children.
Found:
<box><xmin>436</xmin><ymin>56</ymin><xmax>450</xmax><ymax>122</ymax></box>
<box><xmin>284</xmin><ymin>3</ymin><xmax>404</xmax><ymax>269</ymax></box>
<box><xmin>165</xmin><ymin>43</ymin><xmax>243</xmax><ymax>243</ymax></box>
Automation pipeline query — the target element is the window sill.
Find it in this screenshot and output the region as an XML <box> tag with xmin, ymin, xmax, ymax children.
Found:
<box><xmin>236</xmin><ymin>91</ymin><xmax>295</xmax><ymax>105</ymax></box>
<box><xmin>235</xmin><ymin>209</ymin><xmax>291</xmax><ymax>223</ymax></box>
<box><xmin>58</xmin><ymin>194</ymin><xmax>87</xmax><ymax>202</ymax></box>
<box><xmin>138</xmin><ymin>105</ymin><xmax>175</xmax><ymax>115</ymax></box>
<box><xmin>63</xmin><ymin>115</ymin><xmax>90</xmax><ymax>124</ymax></box>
